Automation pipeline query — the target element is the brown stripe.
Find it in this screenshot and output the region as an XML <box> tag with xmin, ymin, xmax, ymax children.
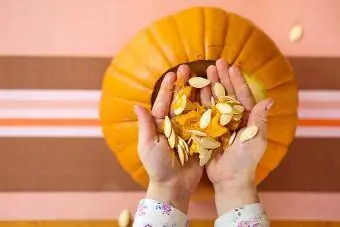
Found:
<box><xmin>259</xmin><ymin>138</ymin><xmax>340</xmax><ymax>191</ymax></box>
<box><xmin>0</xmin><ymin>56</ymin><xmax>339</xmax><ymax>89</ymax></box>
<box><xmin>0</xmin><ymin>137</ymin><xmax>339</xmax><ymax>191</ymax></box>
<box><xmin>0</xmin><ymin>138</ymin><xmax>141</xmax><ymax>191</ymax></box>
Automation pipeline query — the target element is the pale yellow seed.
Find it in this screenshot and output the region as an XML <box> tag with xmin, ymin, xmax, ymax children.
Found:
<box><xmin>177</xmin><ymin>144</ymin><xmax>185</xmax><ymax>166</ymax></box>
<box><xmin>220</xmin><ymin>113</ymin><xmax>233</xmax><ymax>126</ymax></box>
<box><xmin>174</xmin><ymin>94</ymin><xmax>187</xmax><ymax>115</ymax></box>
<box><xmin>233</xmin><ymin>105</ymin><xmax>244</xmax><ymax>114</ymax></box>
<box><xmin>199</xmin><ymin>148</ymin><xmax>213</xmax><ymax>166</ymax></box>
<box><xmin>199</xmin><ymin>109</ymin><xmax>212</xmax><ymax>129</ymax></box>
<box><xmin>188</xmin><ymin>129</ymin><xmax>208</xmax><ymax>137</ymax></box>
<box><xmin>118</xmin><ymin>209</ymin><xmax>130</xmax><ymax>227</ymax></box>
<box><xmin>289</xmin><ymin>24</ymin><xmax>303</xmax><ymax>42</ymax></box>
<box><xmin>229</xmin><ymin>131</ymin><xmax>237</xmax><ymax>146</ymax></box>
<box><xmin>211</xmin><ymin>96</ymin><xmax>216</xmax><ymax>107</ymax></box>
<box><xmin>240</xmin><ymin>126</ymin><xmax>259</xmax><ymax>142</ymax></box>
<box><xmin>233</xmin><ymin>113</ymin><xmax>243</xmax><ymax>121</ymax></box>
<box><xmin>188</xmin><ymin>77</ymin><xmax>211</xmax><ymax>88</ymax></box>
<box><xmin>218</xmin><ymin>95</ymin><xmax>240</xmax><ymax>104</ymax></box>
<box><xmin>163</xmin><ymin>116</ymin><xmax>172</xmax><ymax>138</ymax></box>
<box><xmin>213</xmin><ymin>82</ymin><xmax>225</xmax><ymax>98</ymax></box>
<box><xmin>178</xmin><ymin>136</ymin><xmax>190</xmax><ymax>161</ymax></box>
<box><xmin>168</xmin><ymin>129</ymin><xmax>177</xmax><ymax>149</ymax></box>
<box><xmin>216</xmin><ymin>103</ymin><xmax>233</xmax><ymax>114</ymax></box>
<box><xmin>201</xmin><ymin>136</ymin><xmax>220</xmax><ymax>149</ymax></box>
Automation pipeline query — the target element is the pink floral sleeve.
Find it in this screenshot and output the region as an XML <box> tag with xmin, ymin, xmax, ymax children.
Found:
<box><xmin>133</xmin><ymin>199</ymin><xmax>188</xmax><ymax>227</ymax></box>
<box><xmin>133</xmin><ymin>200</ymin><xmax>269</xmax><ymax>227</ymax></box>
<box><xmin>215</xmin><ymin>203</ymin><xmax>270</xmax><ymax>227</ymax></box>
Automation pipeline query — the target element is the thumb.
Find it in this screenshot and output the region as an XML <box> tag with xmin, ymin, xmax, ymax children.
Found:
<box><xmin>247</xmin><ymin>98</ymin><xmax>274</xmax><ymax>138</ymax></box>
<box><xmin>134</xmin><ymin>105</ymin><xmax>157</xmax><ymax>148</ymax></box>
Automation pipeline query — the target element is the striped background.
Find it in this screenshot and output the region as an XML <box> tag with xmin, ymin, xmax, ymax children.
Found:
<box><xmin>1</xmin><ymin>0</ymin><xmax>340</xmax><ymax>226</ymax></box>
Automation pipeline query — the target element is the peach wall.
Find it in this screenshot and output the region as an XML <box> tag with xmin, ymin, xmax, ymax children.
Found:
<box><xmin>0</xmin><ymin>0</ymin><xmax>339</xmax><ymax>57</ymax></box>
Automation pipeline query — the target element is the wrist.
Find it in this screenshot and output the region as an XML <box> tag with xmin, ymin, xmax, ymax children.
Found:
<box><xmin>213</xmin><ymin>179</ymin><xmax>259</xmax><ymax>216</ymax></box>
<box><xmin>146</xmin><ymin>181</ymin><xmax>190</xmax><ymax>214</ymax></box>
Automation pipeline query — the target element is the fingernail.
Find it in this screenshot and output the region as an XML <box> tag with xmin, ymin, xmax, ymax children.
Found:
<box><xmin>266</xmin><ymin>99</ymin><xmax>274</xmax><ymax>110</ymax></box>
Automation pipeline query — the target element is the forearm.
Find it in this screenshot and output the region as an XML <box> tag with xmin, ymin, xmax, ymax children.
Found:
<box><xmin>146</xmin><ymin>181</ymin><xmax>190</xmax><ymax>214</ymax></box>
<box><xmin>214</xmin><ymin>180</ymin><xmax>259</xmax><ymax>215</ymax></box>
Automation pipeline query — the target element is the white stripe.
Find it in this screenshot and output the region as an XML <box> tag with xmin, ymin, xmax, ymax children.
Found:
<box><xmin>0</xmin><ymin>127</ymin><xmax>102</xmax><ymax>138</ymax></box>
<box><xmin>1</xmin><ymin>89</ymin><xmax>340</xmax><ymax>102</ymax></box>
<box><xmin>0</xmin><ymin>109</ymin><xmax>98</xmax><ymax>119</ymax></box>
<box><xmin>0</xmin><ymin>192</ymin><xmax>339</xmax><ymax>221</ymax></box>
<box><xmin>296</xmin><ymin>126</ymin><xmax>340</xmax><ymax>138</ymax></box>
<box><xmin>0</xmin><ymin>90</ymin><xmax>100</xmax><ymax>101</ymax></box>
<box><xmin>298</xmin><ymin>108</ymin><xmax>340</xmax><ymax>119</ymax></box>
<box><xmin>298</xmin><ymin>90</ymin><xmax>340</xmax><ymax>102</ymax></box>
<box><xmin>1</xmin><ymin>126</ymin><xmax>340</xmax><ymax>138</ymax></box>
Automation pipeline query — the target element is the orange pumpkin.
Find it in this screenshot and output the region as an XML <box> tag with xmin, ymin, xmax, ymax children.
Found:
<box><xmin>100</xmin><ymin>7</ymin><xmax>298</xmax><ymax>198</ymax></box>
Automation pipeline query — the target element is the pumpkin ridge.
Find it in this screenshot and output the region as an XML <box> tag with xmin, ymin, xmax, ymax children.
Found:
<box><xmin>111</xmin><ymin>63</ymin><xmax>154</xmax><ymax>89</ymax></box>
<box><xmin>232</xmin><ymin>28</ymin><xmax>256</xmax><ymax>65</ymax></box>
<box><xmin>145</xmin><ymin>28</ymin><xmax>173</xmax><ymax>68</ymax></box>
<box><xmin>201</xmin><ymin>7</ymin><xmax>206</xmax><ymax>60</ymax></box>
<box><xmin>172</xmin><ymin>15</ymin><xmax>190</xmax><ymax>61</ymax></box>
<box><xmin>249</xmin><ymin>53</ymin><xmax>281</xmax><ymax>74</ymax></box>
<box><xmin>224</xmin><ymin>13</ymin><xmax>256</xmax><ymax>64</ymax></box>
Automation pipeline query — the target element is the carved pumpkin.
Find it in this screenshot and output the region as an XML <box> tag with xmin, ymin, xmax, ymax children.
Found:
<box><xmin>100</xmin><ymin>7</ymin><xmax>298</xmax><ymax>198</ymax></box>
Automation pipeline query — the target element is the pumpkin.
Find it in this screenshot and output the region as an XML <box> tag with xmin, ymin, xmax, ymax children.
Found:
<box><xmin>100</xmin><ymin>6</ymin><xmax>298</xmax><ymax>198</ymax></box>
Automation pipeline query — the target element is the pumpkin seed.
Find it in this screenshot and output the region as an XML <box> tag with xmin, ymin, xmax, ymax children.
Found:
<box><xmin>174</xmin><ymin>94</ymin><xmax>187</xmax><ymax>115</ymax></box>
<box><xmin>211</xmin><ymin>96</ymin><xmax>216</xmax><ymax>107</ymax></box>
<box><xmin>229</xmin><ymin>131</ymin><xmax>237</xmax><ymax>146</ymax></box>
<box><xmin>240</xmin><ymin>126</ymin><xmax>259</xmax><ymax>142</ymax></box>
<box><xmin>187</xmin><ymin>129</ymin><xmax>208</xmax><ymax>137</ymax></box>
<box><xmin>216</xmin><ymin>103</ymin><xmax>233</xmax><ymax>114</ymax></box>
<box><xmin>199</xmin><ymin>148</ymin><xmax>213</xmax><ymax>166</ymax></box>
<box><xmin>199</xmin><ymin>109</ymin><xmax>212</xmax><ymax>129</ymax></box>
<box><xmin>168</xmin><ymin>129</ymin><xmax>177</xmax><ymax>148</ymax></box>
<box><xmin>233</xmin><ymin>105</ymin><xmax>244</xmax><ymax>114</ymax></box>
<box><xmin>118</xmin><ymin>209</ymin><xmax>130</xmax><ymax>227</ymax></box>
<box><xmin>289</xmin><ymin>24</ymin><xmax>303</xmax><ymax>42</ymax></box>
<box><xmin>219</xmin><ymin>113</ymin><xmax>233</xmax><ymax>126</ymax></box>
<box><xmin>177</xmin><ymin>144</ymin><xmax>185</xmax><ymax>166</ymax></box>
<box><xmin>201</xmin><ymin>136</ymin><xmax>220</xmax><ymax>149</ymax></box>
<box><xmin>213</xmin><ymin>82</ymin><xmax>225</xmax><ymax>98</ymax></box>
<box><xmin>233</xmin><ymin>113</ymin><xmax>243</xmax><ymax>121</ymax></box>
<box><xmin>163</xmin><ymin>116</ymin><xmax>172</xmax><ymax>138</ymax></box>
<box><xmin>188</xmin><ymin>77</ymin><xmax>211</xmax><ymax>88</ymax></box>
<box><xmin>178</xmin><ymin>136</ymin><xmax>190</xmax><ymax>161</ymax></box>
<box><xmin>218</xmin><ymin>95</ymin><xmax>240</xmax><ymax>104</ymax></box>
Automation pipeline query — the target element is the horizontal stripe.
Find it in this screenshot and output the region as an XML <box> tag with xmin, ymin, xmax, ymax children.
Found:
<box><xmin>0</xmin><ymin>109</ymin><xmax>99</xmax><ymax>119</ymax></box>
<box><xmin>0</xmin><ymin>192</ymin><xmax>339</xmax><ymax>221</ymax></box>
<box><xmin>1</xmin><ymin>125</ymin><xmax>340</xmax><ymax>138</ymax></box>
<box><xmin>1</xmin><ymin>0</ymin><xmax>340</xmax><ymax>56</ymax></box>
<box><xmin>1</xmin><ymin>138</ymin><xmax>340</xmax><ymax>191</ymax></box>
<box><xmin>1</xmin><ymin>221</ymin><xmax>340</xmax><ymax>227</ymax></box>
<box><xmin>1</xmin><ymin>57</ymin><xmax>340</xmax><ymax>90</ymax></box>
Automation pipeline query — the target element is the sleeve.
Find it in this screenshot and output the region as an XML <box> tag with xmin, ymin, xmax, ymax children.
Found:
<box><xmin>214</xmin><ymin>203</ymin><xmax>270</xmax><ymax>227</ymax></box>
<box><xmin>133</xmin><ymin>199</ymin><xmax>189</xmax><ymax>227</ymax></box>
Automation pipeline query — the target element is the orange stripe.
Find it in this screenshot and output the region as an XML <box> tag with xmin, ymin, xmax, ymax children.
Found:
<box><xmin>0</xmin><ymin>118</ymin><xmax>340</xmax><ymax>127</ymax></box>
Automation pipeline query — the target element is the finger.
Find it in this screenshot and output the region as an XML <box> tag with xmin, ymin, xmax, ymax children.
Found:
<box><xmin>200</xmin><ymin>86</ymin><xmax>212</xmax><ymax>108</ymax></box>
<box><xmin>216</xmin><ymin>58</ymin><xmax>236</xmax><ymax>97</ymax></box>
<box><xmin>247</xmin><ymin>98</ymin><xmax>274</xmax><ymax>138</ymax></box>
<box><xmin>206</xmin><ymin>65</ymin><xmax>220</xmax><ymax>98</ymax></box>
<box><xmin>229</xmin><ymin>65</ymin><xmax>256</xmax><ymax>111</ymax></box>
<box><xmin>152</xmin><ymin>72</ymin><xmax>176</xmax><ymax>119</ymax></box>
<box><xmin>174</xmin><ymin>64</ymin><xmax>190</xmax><ymax>94</ymax></box>
<box><xmin>134</xmin><ymin>105</ymin><xmax>158</xmax><ymax>148</ymax></box>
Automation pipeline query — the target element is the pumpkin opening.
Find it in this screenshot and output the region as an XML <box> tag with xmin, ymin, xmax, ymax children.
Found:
<box><xmin>151</xmin><ymin>60</ymin><xmax>267</xmax><ymax>106</ymax></box>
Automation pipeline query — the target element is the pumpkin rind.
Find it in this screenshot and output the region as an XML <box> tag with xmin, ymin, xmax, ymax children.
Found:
<box><xmin>100</xmin><ymin>6</ymin><xmax>298</xmax><ymax>199</ymax></box>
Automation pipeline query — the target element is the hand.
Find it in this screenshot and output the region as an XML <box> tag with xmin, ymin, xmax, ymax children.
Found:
<box><xmin>134</xmin><ymin>65</ymin><xmax>204</xmax><ymax>214</ymax></box>
<box><xmin>200</xmin><ymin>59</ymin><xmax>273</xmax><ymax>215</ymax></box>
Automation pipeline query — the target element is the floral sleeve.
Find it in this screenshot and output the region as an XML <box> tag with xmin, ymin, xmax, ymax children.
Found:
<box><xmin>133</xmin><ymin>199</ymin><xmax>188</xmax><ymax>227</ymax></box>
<box><xmin>214</xmin><ymin>203</ymin><xmax>270</xmax><ymax>227</ymax></box>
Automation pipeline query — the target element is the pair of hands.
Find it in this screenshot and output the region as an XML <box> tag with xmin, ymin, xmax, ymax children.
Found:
<box><xmin>134</xmin><ymin>58</ymin><xmax>273</xmax><ymax>215</ymax></box>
